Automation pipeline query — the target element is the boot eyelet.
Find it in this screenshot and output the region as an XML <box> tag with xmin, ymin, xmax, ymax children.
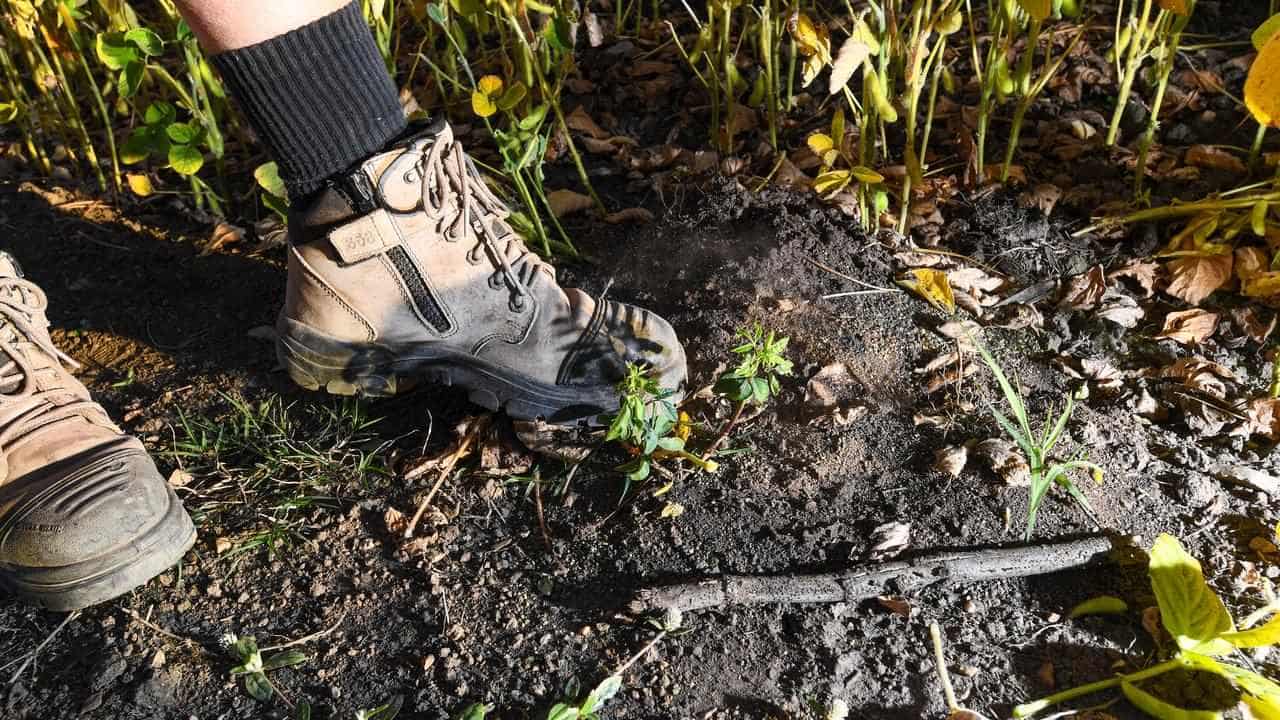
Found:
<box><xmin>488</xmin><ymin>273</ymin><xmax>504</xmax><ymax>290</ymax></box>
<box><xmin>466</xmin><ymin>247</ymin><xmax>483</xmax><ymax>265</ymax></box>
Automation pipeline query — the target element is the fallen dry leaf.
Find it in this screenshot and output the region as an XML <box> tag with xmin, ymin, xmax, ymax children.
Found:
<box><xmin>1233</xmin><ymin>307</ymin><xmax>1276</xmax><ymax>344</ymax></box>
<box><xmin>603</xmin><ymin>207</ymin><xmax>655</xmax><ymax>224</ymax></box>
<box><xmin>1156</xmin><ymin>309</ymin><xmax>1219</xmax><ymax>345</ymax></box>
<box><xmin>547</xmin><ymin>189</ymin><xmax>594</xmax><ymax>218</ymax></box>
<box><xmin>384</xmin><ymin>507</ymin><xmax>409</xmax><ymax>535</ymax></box>
<box><xmin>1060</xmin><ymin>265</ymin><xmax>1106</xmax><ymax>310</ymax></box>
<box><xmin>975</xmin><ymin>438</ymin><xmax>1031</xmax><ymax>486</ymax></box>
<box><xmin>203</xmin><ymin>221</ymin><xmax>245</xmax><ymax>256</ymax></box>
<box><xmin>868</xmin><ymin>521</ymin><xmax>911</xmax><ymax>560</ymax></box>
<box><xmin>1110</xmin><ymin>259</ymin><xmax>1160</xmax><ymax>297</ymax></box>
<box><xmin>565</xmin><ymin>106</ymin><xmax>609</xmax><ymax>139</ymax></box>
<box><xmin>1164</xmin><ymin>254</ymin><xmax>1232</xmax><ymax>305</ymax></box>
<box><xmin>1185</xmin><ymin>145</ymin><xmax>1246</xmax><ymax>174</ymax></box>
<box><xmin>876</xmin><ymin>595</ymin><xmax>913</xmax><ymax>617</ymax></box>
<box><xmin>933</xmin><ymin>445</ymin><xmax>968</xmax><ymax>477</ymax></box>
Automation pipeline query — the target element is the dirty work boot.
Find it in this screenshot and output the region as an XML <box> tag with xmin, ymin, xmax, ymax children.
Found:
<box><xmin>0</xmin><ymin>254</ymin><xmax>195</xmax><ymax>611</ymax></box>
<box><xmin>277</xmin><ymin>119</ymin><xmax>687</xmax><ymax>422</ymax></box>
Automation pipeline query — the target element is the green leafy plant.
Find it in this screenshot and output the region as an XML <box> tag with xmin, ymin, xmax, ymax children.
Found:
<box><xmin>605</xmin><ymin>363</ymin><xmax>713</xmax><ymax>488</ymax></box>
<box><xmin>255</xmin><ymin>161</ymin><xmax>290</xmax><ymax>220</ymax></box>
<box><xmin>972</xmin><ymin>339</ymin><xmax>1102</xmax><ymax>539</ymax></box>
<box><xmin>714</xmin><ymin>323</ymin><xmax>794</xmax><ymax>405</ymax></box>
<box><xmin>1015</xmin><ymin>533</ymin><xmax>1280</xmax><ymax>718</ymax></box>
<box><xmin>222</xmin><ymin>633</ymin><xmax>307</xmax><ymax>704</ymax></box>
<box><xmin>354</xmin><ymin>700</ymin><xmax>402</xmax><ymax>720</ymax></box>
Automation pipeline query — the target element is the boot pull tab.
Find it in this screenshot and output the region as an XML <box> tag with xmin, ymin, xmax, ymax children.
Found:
<box><xmin>376</xmin><ymin>137</ymin><xmax>434</xmax><ymax>213</ymax></box>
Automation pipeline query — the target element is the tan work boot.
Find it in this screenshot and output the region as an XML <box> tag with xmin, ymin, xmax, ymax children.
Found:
<box><xmin>276</xmin><ymin>119</ymin><xmax>686</xmax><ymax>423</ymax></box>
<box><xmin>0</xmin><ymin>253</ymin><xmax>195</xmax><ymax>610</ymax></box>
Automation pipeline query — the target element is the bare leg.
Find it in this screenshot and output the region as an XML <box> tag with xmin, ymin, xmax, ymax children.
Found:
<box><xmin>173</xmin><ymin>0</ymin><xmax>350</xmax><ymax>52</ymax></box>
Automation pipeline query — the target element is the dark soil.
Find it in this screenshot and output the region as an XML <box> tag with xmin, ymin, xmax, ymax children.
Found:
<box><xmin>1</xmin><ymin>172</ymin><xmax>1276</xmax><ymax>720</ymax></box>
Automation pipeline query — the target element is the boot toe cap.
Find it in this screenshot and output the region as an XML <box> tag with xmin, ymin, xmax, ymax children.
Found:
<box><xmin>602</xmin><ymin>301</ymin><xmax>688</xmax><ymax>394</ymax></box>
<box><xmin>1</xmin><ymin>446</ymin><xmax>178</xmax><ymax>569</ymax></box>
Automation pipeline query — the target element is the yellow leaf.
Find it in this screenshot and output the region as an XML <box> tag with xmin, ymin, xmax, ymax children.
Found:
<box><xmin>807</xmin><ymin>133</ymin><xmax>834</xmax><ymax>155</ymax></box>
<box><xmin>850</xmin><ymin>166</ymin><xmax>884</xmax><ymax>184</ymax></box>
<box><xmin>478</xmin><ymin>74</ymin><xmax>503</xmax><ymax>95</ymax></box>
<box><xmin>1255</xmin><ymin>14</ymin><xmax>1280</xmax><ymax>52</ymax></box>
<box><xmin>471</xmin><ymin>75</ymin><xmax>504</xmax><ymax>118</ymax></box>
<box><xmin>1068</xmin><ymin>595</ymin><xmax>1129</xmax><ymax>618</ymax></box>
<box><xmin>1148</xmin><ymin>534</ymin><xmax>1236</xmax><ymax>656</ymax></box>
<box><xmin>126</xmin><ymin>173</ymin><xmax>152</xmax><ymax>197</ymax></box>
<box><xmin>1157</xmin><ymin>0</ymin><xmax>1190</xmax><ymax>16</ymax></box>
<box><xmin>1247</xmin><ymin>33</ymin><xmax>1280</xmax><ymax>127</ymax></box>
<box><xmin>788</xmin><ymin>12</ymin><xmax>830</xmax><ymax>61</ymax></box>
<box><xmin>1016</xmin><ymin>0</ymin><xmax>1051</xmax><ymax>22</ymax></box>
<box><xmin>896</xmin><ymin>268</ymin><xmax>955</xmax><ymax>314</ymax></box>
<box><xmin>813</xmin><ymin>169</ymin><xmax>851</xmax><ymax>196</ymax></box>
<box><xmin>660</xmin><ymin>502</ymin><xmax>685</xmax><ymax>519</ymax></box>
<box><xmin>1244</xmin><ymin>271</ymin><xmax>1280</xmax><ymax>298</ymax></box>
<box><xmin>1221</xmin><ymin>612</ymin><xmax>1280</xmax><ymax>648</ymax></box>
<box><xmin>471</xmin><ymin>91</ymin><xmax>497</xmax><ymax>118</ymax></box>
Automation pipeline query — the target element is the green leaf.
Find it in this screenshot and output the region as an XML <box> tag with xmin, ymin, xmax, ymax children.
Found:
<box><xmin>1069</xmin><ymin>595</ymin><xmax>1129</xmax><ymax>618</ymax></box>
<box><xmin>144</xmin><ymin>100</ymin><xmax>176</xmax><ymax>126</ymax></box>
<box><xmin>546</xmin><ymin>703</ymin><xmax>580</xmax><ymax>720</ymax></box>
<box><xmin>167</xmin><ymin>144</ymin><xmax>204</xmax><ymax>175</ymax></box>
<box><xmin>261</xmin><ymin>649</ymin><xmax>307</xmax><ymax>671</ymax></box>
<box><xmin>119</xmin><ymin>62</ymin><xmax>144</xmax><ymax>98</ymax></box>
<box><xmin>426</xmin><ymin>3</ymin><xmax>447</xmax><ymax>26</ymax></box>
<box><xmin>1042</xmin><ymin>392</ymin><xmax>1075</xmax><ymax>454</ymax></box>
<box><xmin>254</xmin><ymin>162</ymin><xmax>287</xmax><ymax>199</ymax></box>
<box><xmin>1120</xmin><ymin>681</ymin><xmax>1222</xmax><ymax>719</ymax></box>
<box><xmin>229</xmin><ymin>635</ymin><xmax>260</xmax><ymax>663</ymax></box>
<box><xmin>1221</xmin><ymin>611</ymin><xmax>1280</xmax><ymax>648</ymax></box>
<box><xmin>519</xmin><ymin>104</ymin><xmax>549</xmax><ymax>130</ymax></box>
<box><xmin>244</xmin><ymin>671</ymin><xmax>274</xmax><ymax>701</ymax></box>
<box><xmin>656</xmin><ymin>436</ymin><xmax>684</xmax><ymax>452</ymax></box>
<box><xmin>497</xmin><ymin>82</ymin><xmax>528</xmax><ymax>111</ymax></box>
<box><xmin>454</xmin><ymin>703</ymin><xmax>490</xmax><ymax>720</ymax></box>
<box><xmin>973</xmin><ymin>341</ymin><xmax>1033</xmax><ymax>440</ymax></box>
<box><xmin>581</xmin><ymin>675</ymin><xmax>623</xmax><ymax>715</ymax></box>
<box><xmin>165</xmin><ymin>121</ymin><xmax>199</xmax><ymax>144</ymax></box>
<box><xmin>1025</xmin><ymin>470</ymin><xmax>1053</xmax><ymax>539</ymax></box>
<box><xmin>124</xmin><ymin>27</ymin><xmax>164</xmax><ymax>56</ymax></box>
<box><xmin>1255</xmin><ymin>14</ymin><xmax>1280</xmax><ymax>51</ymax></box>
<box><xmin>296</xmin><ymin>701</ymin><xmax>312</xmax><ymax>720</ymax></box>
<box><xmin>0</xmin><ymin>101</ymin><xmax>20</xmax><ymax>123</ymax></box>
<box><xmin>1148</xmin><ymin>534</ymin><xmax>1235</xmax><ymax>655</ymax></box>
<box><xmin>95</xmin><ymin>33</ymin><xmax>137</xmax><ymax>70</ymax></box>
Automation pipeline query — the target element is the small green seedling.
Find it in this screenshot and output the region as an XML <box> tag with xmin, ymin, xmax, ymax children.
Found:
<box><xmin>714</xmin><ymin>323</ymin><xmax>794</xmax><ymax>405</ymax></box>
<box><xmin>222</xmin><ymin>633</ymin><xmax>307</xmax><ymax>702</ymax></box>
<box><xmin>355</xmin><ymin>701</ymin><xmax>401</xmax><ymax>720</ymax></box>
<box><xmin>972</xmin><ymin>340</ymin><xmax>1102</xmax><ymax>539</ymax></box>
<box><xmin>454</xmin><ymin>607</ymin><xmax>683</xmax><ymax>720</ymax></box>
<box><xmin>1015</xmin><ymin>534</ymin><xmax>1280</xmax><ymax>718</ymax></box>
<box><xmin>605</xmin><ymin>364</ymin><xmax>714</xmax><ymax>488</ymax></box>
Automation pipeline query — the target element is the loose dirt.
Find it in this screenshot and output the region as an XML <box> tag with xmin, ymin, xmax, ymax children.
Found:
<box><xmin>1</xmin><ymin>174</ymin><xmax>1275</xmax><ymax>720</ymax></box>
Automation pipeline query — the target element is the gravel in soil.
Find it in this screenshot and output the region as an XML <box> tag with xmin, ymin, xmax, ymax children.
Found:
<box><xmin>0</xmin><ymin>177</ymin><xmax>1277</xmax><ymax>720</ymax></box>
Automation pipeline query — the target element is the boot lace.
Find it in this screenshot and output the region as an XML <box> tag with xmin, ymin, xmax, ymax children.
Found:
<box><xmin>0</xmin><ymin>277</ymin><xmax>98</xmax><ymax>450</ymax></box>
<box><xmin>415</xmin><ymin>132</ymin><xmax>549</xmax><ymax>313</ymax></box>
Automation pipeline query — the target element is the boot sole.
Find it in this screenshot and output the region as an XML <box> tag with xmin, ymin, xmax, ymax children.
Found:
<box><xmin>1</xmin><ymin>486</ymin><xmax>196</xmax><ymax>611</ymax></box>
<box><xmin>277</xmin><ymin>317</ymin><xmax>620</xmax><ymax>423</ymax></box>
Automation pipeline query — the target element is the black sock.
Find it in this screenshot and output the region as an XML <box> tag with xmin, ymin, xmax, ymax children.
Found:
<box><xmin>210</xmin><ymin>2</ymin><xmax>407</xmax><ymax>200</ymax></box>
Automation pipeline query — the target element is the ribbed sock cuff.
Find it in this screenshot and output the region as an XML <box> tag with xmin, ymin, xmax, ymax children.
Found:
<box><xmin>211</xmin><ymin>2</ymin><xmax>407</xmax><ymax>199</ymax></box>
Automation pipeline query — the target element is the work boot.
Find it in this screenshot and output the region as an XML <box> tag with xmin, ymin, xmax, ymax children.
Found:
<box><xmin>277</xmin><ymin>119</ymin><xmax>686</xmax><ymax>422</ymax></box>
<box><xmin>0</xmin><ymin>254</ymin><xmax>195</xmax><ymax>611</ymax></box>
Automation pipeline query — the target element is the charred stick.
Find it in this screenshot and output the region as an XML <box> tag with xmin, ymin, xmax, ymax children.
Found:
<box><xmin>630</xmin><ymin>534</ymin><xmax>1114</xmax><ymax>614</ymax></box>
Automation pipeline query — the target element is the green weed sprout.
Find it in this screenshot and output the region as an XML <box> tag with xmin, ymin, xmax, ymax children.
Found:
<box><xmin>715</xmin><ymin>323</ymin><xmax>793</xmax><ymax>405</ymax></box>
<box><xmin>1015</xmin><ymin>534</ymin><xmax>1280</xmax><ymax>718</ymax></box>
<box><xmin>605</xmin><ymin>364</ymin><xmax>714</xmax><ymax>488</ymax></box>
<box><xmin>456</xmin><ymin>608</ymin><xmax>682</xmax><ymax>720</ymax></box>
<box><xmin>222</xmin><ymin>633</ymin><xmax>307</xmax><ymax>704</ymax></box>
<box><xmin>972</xmin><ymin>339</ymin><xmax>1102</xmax><ymax>539</ymax></box>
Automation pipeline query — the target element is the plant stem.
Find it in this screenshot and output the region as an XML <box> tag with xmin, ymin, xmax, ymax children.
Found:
<box><xmin>1135</xmin><ymin>12</ymin><xmax>1185</xmax><ymax>197</ymax></box>
<box><xmin>1001</xmin><ymin>18</ymin><xmax>1040</xmax><ymax>183</ymax></box>
<box><xmin>1106</xmin><ymin>0</ymin><xmax>1152</xmax><ymax>146</ymax></box>
<box><xmin>1012</xmin><ymin>658</ymin><xmax>1183</xmax><ymax>718</ymax></box>
<box><xmin>702</xmin><ymin>400</ymin><xmax>746</xmax><ymax>461</ymax></box>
